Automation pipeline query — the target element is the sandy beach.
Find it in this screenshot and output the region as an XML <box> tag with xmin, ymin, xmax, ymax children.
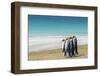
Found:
<box><xmin>28</xmin><ymin>45</ymin><xmax>88</xmax><ymax>61</ymax></box>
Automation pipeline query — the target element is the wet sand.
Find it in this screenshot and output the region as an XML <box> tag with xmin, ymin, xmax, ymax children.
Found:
<box><xmin>28</xmin><ymin>45</ymin><xmax>88</xmax><ymax>61</ymax></box>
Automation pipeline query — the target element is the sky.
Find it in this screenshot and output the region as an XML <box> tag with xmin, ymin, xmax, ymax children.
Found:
<box><xmin>28</xmin><ymin>15</ymin><xmax>88</xmax><ymax>37</ymax></box>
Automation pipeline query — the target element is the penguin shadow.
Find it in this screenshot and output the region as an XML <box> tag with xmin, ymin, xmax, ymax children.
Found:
<box><xmin>64</xmin><ymin>54</ymin><xmax>86</xmax><ymax>59</ymax></box>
